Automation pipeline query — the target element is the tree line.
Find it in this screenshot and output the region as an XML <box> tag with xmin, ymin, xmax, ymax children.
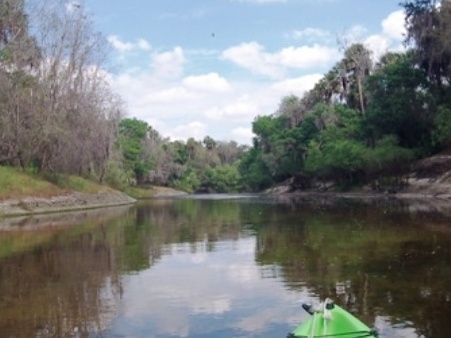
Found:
<box><xmin>239</xmin><ymin>0</ymin><xmax>451</xmax><ymax>192</ymax></box>
<box><xmin>117</xmin><ymin>118</ymin><xmax>246</xmax><ymax>192</ymax></box>
<box><xmin>0</xmin><ymin>0</ymin><xmax>246</xmax><ymax>193</ymax></box>
<box><xmin>1</xmin><ymin>0</ymin><xmax>450</xmax><ymax>194</ymax></box>
<box><xmin>0</xmin><ymin>0</ymin><xmax>123</xmax><ymax>182</ymax></box>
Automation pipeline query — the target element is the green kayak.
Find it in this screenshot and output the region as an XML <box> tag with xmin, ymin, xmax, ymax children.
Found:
<box><xmin>288</xmin><ymin>299</ymin><xmax>378</xmax><ymax>338</ymax></box>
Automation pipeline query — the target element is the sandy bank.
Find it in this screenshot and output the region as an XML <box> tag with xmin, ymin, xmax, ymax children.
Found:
<box><xmin>149</xmin><ymin>186</ymin><xmax>188</xmax><ymax>197</ymax></box>
<box><xmin>0</xmin><ymin>190</ymin><xmax>136</xmax><ymax>217</ymax></box>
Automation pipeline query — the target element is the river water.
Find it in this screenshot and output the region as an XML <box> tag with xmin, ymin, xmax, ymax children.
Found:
<box><xmin>0</xmin><ymin>194</ymin><xmax>451</xmax><ymax>338</ymax></box>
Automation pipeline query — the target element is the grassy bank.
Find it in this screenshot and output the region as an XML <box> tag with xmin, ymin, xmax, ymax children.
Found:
<box><xmin>0</xmin><ymin>166</ymin><xmax>62</xmax><ymax>200</ymax></box>
<box><xmin>0</xmin><ymin>166</ymin><xmax>117</xmax><ymax>200</ymax></box>
<box><xmin>0</xmin><ymin>166</ymin><xmax>184</xmax><ymax>213</ymax></box>
<box><xmin>0</xmin><ymin>166</ymin><xmax>138</xmax><ymax>217</ymax></box>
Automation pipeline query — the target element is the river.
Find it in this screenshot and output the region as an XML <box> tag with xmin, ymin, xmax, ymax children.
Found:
<box><xmin>0</xmin><ymin>194</ymin><xmax>450</xmax><ymax>337</ymax></box>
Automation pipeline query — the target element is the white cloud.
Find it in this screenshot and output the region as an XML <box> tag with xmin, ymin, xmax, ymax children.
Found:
<box><xmin>105</xmin><ymin>9</ymin><xmax>409</xmax><ymax>146</ymax></box>
<box><xmin>338</xmin><ymin>25</ymin><xmax>368</xmax><ymax>46</ymax></box>
<box><xmin>222</xmin><ymin>42</ymin><xmax>283</xmax><ymax>79</ymax></box>
<box><xmin>364</xmin><ymin>35</ymin><xmax>391</xmax><ymax>61</ymax></box>
<box><xmin>108</xmin><ymin>35</ymin><xmax>134</xmax><ymax>52</ymax></box>
<box><xmin>278</xmin><ymin>45</ymin><xmax>339</xmax><ymax>69</ymax></box>
<box><xmin>231</xmin><ymin>127</ymin><xmax>255</xmax><ymax>145</ymax></box>
<box><xmin>271</xmin><ymin>73</ymin><xmax>323</xmax><ymax>95</ymax></box>
<box><xmin>120</xmin><ymin>237</ymin><xmax>303</xmax><ymax>337</ymax></box>
<box><xmin>108</xmin><ymin>35</ymin><xmax>151</xmax><ymax>52</ymax></box>
<box><xmin>152</xmin><ymin>47</ymin><xmax>186</xmax><ymax>79</ymax></box>
<box><xmin>362</xmin><ymin>10</ymin><xmax>406</xmax><ymax>61</ymax></box>
<box><xmin>166</xmin><ymin>121</ymin><xmax>207</xmax><ymax>141</ymax></box>
<box><xmin>222</xmin><ymin>42</ymin><xmax>338</xmax><ymax>79</ymax></box>
<box><xmin>382</xmin><ymin>10</ymin><xmax>406</xmax><ymax>41</ymax></box>
<box><xmin>192</xmin><ymin>296</ymin><xmax>231</xmax><ymax>315</ymax></box>
<box><xmin>137</xmin><ymin>38</ymin><xmax>151</xmax><ymax>50</ymax></box>
<box><xmin>289</xmin><ymin>28</ymin><xmax>331</xmax><ymax>42</ymax></box>
<box><xmin>205</xmin><ymin>95</ymin><xmax>261</xmax><ymax>121</ymax></box>
<box><xmin>145</xmin><ymin>87</ymin><xmax>201</xmax><ymax>104</ymax></box>
<box><xmin>183</xmin><ymin>73</ymin><xmax>232</xmax><ymax>93</ymax></box>
<box><xmin>108</xmin><ymin>70</ymin><xmax>319</xmax><ymax>145</ymax></box>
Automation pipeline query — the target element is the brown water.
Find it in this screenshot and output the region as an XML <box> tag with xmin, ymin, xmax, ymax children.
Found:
<box><xmin>0</xmin><ymin>195</ymin><xmax>450</xmax><ymax>338</ymax></box>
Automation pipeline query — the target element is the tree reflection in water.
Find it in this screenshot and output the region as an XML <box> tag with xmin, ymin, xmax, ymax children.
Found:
<box><xmin>0</xmin><ymin>196</ymin><xmax>450</xmax><ymax>337</ymax></box>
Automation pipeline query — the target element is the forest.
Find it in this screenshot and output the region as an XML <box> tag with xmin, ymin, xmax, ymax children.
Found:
<box><xmin>1</xmin><ymin>0</ymin><xmax>451</xmax><ymax>194</ymax></box>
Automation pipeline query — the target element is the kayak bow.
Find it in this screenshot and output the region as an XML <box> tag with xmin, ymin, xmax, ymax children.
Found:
<box><xmin>288</xmin><ymin>298</ymin><xmax>378</xmax><ymax>338</ymax></box>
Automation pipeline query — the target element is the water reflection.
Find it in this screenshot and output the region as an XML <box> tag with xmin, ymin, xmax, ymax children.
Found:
<box><xmin>108</xmin><ymin>236</ymin><xmax>302</xmax><ymax>338</ymax></box>
<box><xmin>0</xmin><ymin>196</ymin><xmax>450</xmax><ymax>337</ymax></box>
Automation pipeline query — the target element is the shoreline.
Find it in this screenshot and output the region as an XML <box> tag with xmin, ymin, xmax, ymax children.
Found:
<box><xmin>264</xmin><ymin>184</ymin><xmax>451</xmax><ymax>216</ymax></box>
<box><xmin>2</xmin><ymin>180</ymin><xmax>451</xmax><ymax>218</ymax></box>
<box><xmin>0</xmin><ymin>190</ymin><xmax>137</xmax><ymax>217</ymax></box>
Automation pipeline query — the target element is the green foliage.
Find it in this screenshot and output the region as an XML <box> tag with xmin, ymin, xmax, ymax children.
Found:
<box><xmin>0</xmin><ymin>166</ymin><xmax>61</xmax><ymax>199</ymax></box>
<box><xmin>0</xmin><ymin>49</ymin><xmax>11</xmax><ymax>62</ymax></box>
<box><xmin>3</xmin><ymin>0</ymin><xmax>451</xmax><ymax>197</ymax></box>
<box><xmin>203</xmin><ymin>164</ymin><xmax>241</xmax><ymax>193</ymax></box>
<box><xmin>431</xmin><ymin>105</ymin><xmax>451</xmax><ymax>150</ymax></box>
<box><xmin>305</xmin><ymin>138</ymin><xmax>368</xmax><ymax>184</ymax></box>
<box><xmin>365</xmin><ymin>54</ymin><xmax>431</xmax><ymax>149</ymax></box>
<box><xmin>246</xmin><ymin>93</ymin><xmax>419</xmax><ymax>191</ymax></box>
<box><xmin>239</xmin><ymin>148</ymin><xmax>273</xmax><ymax>192</ymax></box>
<box><xmin>118</xmin><ymin>118</ymin><xmax>152</xmax><ymax>184</ymax></box>
<box><xmin>105</xmin><ymin>161</ymin><xmax>129</xmax><ymax>190</ymax></box>
<box><xmin>173</xmin><ymin>170</ymin><xmax>201</xmax><ymax>193</ymax></box>
<box><xmin>253</xmin><ymin>115</ymin><xmax>286</xmax><ymax>141</ymax></box>
<box><xmin>124</xmin><ymin>186</ymin><xmax>156</xmax><ymax>199</ymax></box>
<box><xmin>108</xmin><ymin>42</ymin><xmax>451</xmax><ymax>194</ymax></box>
<box><xmin>367</xmin><ymin>136</ymin><xmax>415</xmax><ymax>172</ymax></box>
<box><xmin>43</xmin><ymin>173</ymin><xmax>103</xmax><ymax>194</ymax></box>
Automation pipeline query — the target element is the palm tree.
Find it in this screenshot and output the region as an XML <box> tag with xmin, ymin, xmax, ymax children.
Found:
<box><xmin>340</xmin><ymin>43</ymin><xmax>373</xmax><ymax>116</ymax></box>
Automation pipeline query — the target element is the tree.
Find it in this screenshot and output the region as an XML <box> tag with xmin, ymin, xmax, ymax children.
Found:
<box><xmin>339</xmin><ymin>43</ymin><xmax>373</xmax><ymax>115</ymax></box>
<box><xmin>173</xmin><ymin>170</ymin><xmax>200</xmax><ymax>193</ymax></box>
<box><xmin>276</xmin><ymin>95</ymin><xmax>304</xmax><ymax>128</ymax></box>
<box><xmin>0</xmin><ymin>0</ymin><xmax>39</xmax><ymax>68</ymax></box>
<box><xmin>118</xmin><ymin>118</ymin><xmax>152</xmax><ymax>184</ymax></box>
<box><xmin>365</xmin><ymin>53</ymin><xmax>431</xmax><ymax>149</ymax></box>
<box><xmin>402</xmin><ymin>0</ymin><xmax>451</xmax><ymax>90</ymax></box>
<box><xmin>431</xmin><ymin>105</ymin><xmax>451</xmax><ymax>150</ymax></box>
<box><xmin>203</xmin><ymin>164</ymin><xmax>241</xmax><ymax>193</ymax></box>
<box><xmin>239</xmin><ymin>147</ymin><xmax>273</xmax><ymax>192</ymax></box>
<box><xmin>27</xmin><ymin>0</ymin><xmax>121</xmax><ymax>176</ymax></box>
<box><xmin>305</xmin><ymin>138</ymin><xmax>367</xmax><ymax>185</ymax></box>
<box><xmin>0</xmin><ymin>0</ymin><xmax>40</xmax><ymax>167</ymax></box>
<box><xmin>365</xmin><ymin>135</ymin><xmax>414</xmax><ymax>187</ymax></box>
<box><xmin>216</xmin><ymin>141</ymin><xmax>244</xmax><ymax>165</ymax></box>
<box><xmin>203</xmin><ymin>136</ymin><xmax>216</xmax><ymax>150</ymax></box>
<box><xmin>252</xmin><ymin>115</ymin><xmax>286</xmax><ymax>154</ymax></box>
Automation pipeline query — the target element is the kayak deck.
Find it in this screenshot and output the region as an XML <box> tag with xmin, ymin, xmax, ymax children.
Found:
<box><xmin>288</xmin><ymin>299</ymin><xmax>378</xmax><ymax>338</ymax></box>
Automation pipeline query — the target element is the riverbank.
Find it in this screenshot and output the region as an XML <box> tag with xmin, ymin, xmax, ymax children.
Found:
<box><xmin>0</xmin><ymin>190</ymin><xmax>136</xmax><ymax>217</ymax></box>
<box><xmin>266</xmin><ymin>179</ymin><xmax>451</xmax><ymax>200</ymax></box>
<box><xmin>266</xmin><ymin>155</ymin><xmax>451</xmax><ymax>202</ymax></box>
<box><xmin>0</xmin><ymin>166</ymin><xmax>190</xmax><ymax>217</ymax></box>
<box><xmin>0</xmin><ymin>185</ymin><xmax>189</xmax><ymax>217</ymax></box>
<box><xmin>0</xmin><ymin>167</ymin><xmax>136</xmax><ymax>217</ymax></box>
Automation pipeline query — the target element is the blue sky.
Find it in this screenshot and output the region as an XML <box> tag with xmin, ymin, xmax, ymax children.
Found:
<box><xmin>83</xmin><ymin>0</ymin><xmax>406</xmax><ymax>145</ymax></box>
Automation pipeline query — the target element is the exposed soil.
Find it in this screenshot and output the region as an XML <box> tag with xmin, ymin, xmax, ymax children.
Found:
<box><xmin>0</xmin><ymin>190</ymin><xmax>136</xmax><ymax>217</ymax></box>
<box><xmin>0</xmin><ymin>184</ymin><xmax>189</xmax><ymax>218</ymax></box>
<box><xmin>149</xmin><ymin>186</ymin><xmax>188</xmax><ymax>197</ymax></box>
<box><xmin>267</xmin><ymin>155</ymin><xmax>451</xmax><ymax>200</ymax></box>
<box><xmin>1</xmin><ymin>155</ymin><xmax>450</xmax><ymax>218</ymax></box>
<box><xmin>0</xmin><ymin>204</ymin><xmax>133</xmax><ymax>230</ymax></box>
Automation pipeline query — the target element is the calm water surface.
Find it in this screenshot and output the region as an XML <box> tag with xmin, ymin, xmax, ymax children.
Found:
<box><xmin>1</xmin><ymin>195</ymin><xmax>451</xmax><ymax>338</ymax></box>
